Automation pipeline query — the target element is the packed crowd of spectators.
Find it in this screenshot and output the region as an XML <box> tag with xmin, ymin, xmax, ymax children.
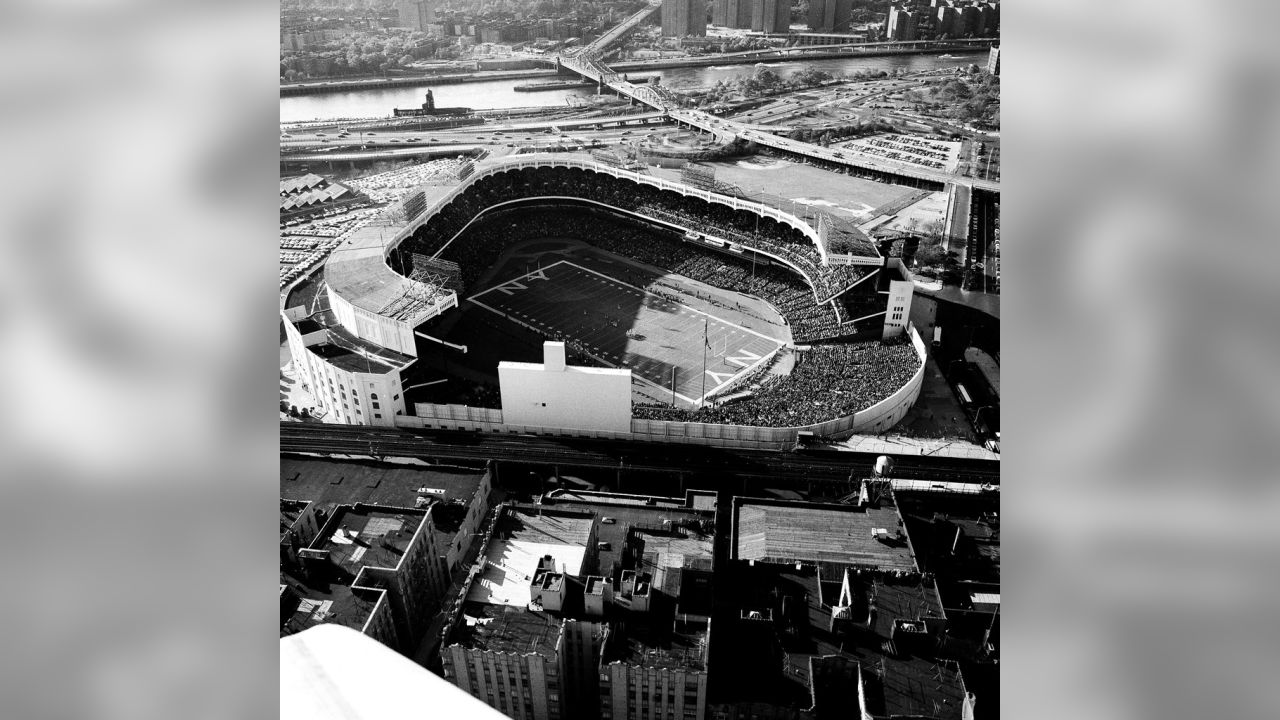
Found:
<box><xmin>396</xmin><ymin>165</ymin><xmax>875</xmax><ymax>301</ymax></box>
<box><xmin>632</xmin><ymin>338</ymin><xmax>920</xmax><ymax>428</ymax></box>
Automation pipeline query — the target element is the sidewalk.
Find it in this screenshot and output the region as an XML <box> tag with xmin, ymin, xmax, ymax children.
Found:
<box><xmin>831</xmin><ymin>433</ymin><xmax>998</xmax><ymax>461</ymax></box>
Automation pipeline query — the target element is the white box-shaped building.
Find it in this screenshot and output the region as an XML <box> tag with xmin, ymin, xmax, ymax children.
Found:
<box><xmin>498</xmin><ymin>343</ymin><xmax>632</xmax><ymax>434</ymax></box>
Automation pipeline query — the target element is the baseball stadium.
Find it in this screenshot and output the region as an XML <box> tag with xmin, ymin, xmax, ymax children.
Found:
<box><xmin>281</xmin><ymin>154</ymin><xmax>926</xmax><ymax>449</ymax></box>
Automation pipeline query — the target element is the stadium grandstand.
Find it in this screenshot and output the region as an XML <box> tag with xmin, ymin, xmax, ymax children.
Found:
<box><xmin>281</xmin><ymin>154</ymin><xmax>925</xmax><ymax>442</ymax></box>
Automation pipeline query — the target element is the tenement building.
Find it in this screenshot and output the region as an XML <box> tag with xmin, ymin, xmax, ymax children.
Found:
<box><xmin>710</xmin><ymin>485</ymin><xmax>978</xmax><ymax>719</ymax></box>
<box><xmin>439</xmin><ymin>491</ymin><xmax>717</xmax><ymax>720</ymax></box>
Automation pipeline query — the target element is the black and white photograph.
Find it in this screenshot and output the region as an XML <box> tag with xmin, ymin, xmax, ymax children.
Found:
<box><xmin>1</xmin><ymin>2</ymin><xmax>1277</xmax><ymax>720</ymax></box>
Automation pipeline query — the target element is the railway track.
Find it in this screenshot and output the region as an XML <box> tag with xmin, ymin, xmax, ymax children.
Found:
<box><xmin>280</xmin><ymin>422</ymin><xmax>999</xmax><ymax>485</ymax></box>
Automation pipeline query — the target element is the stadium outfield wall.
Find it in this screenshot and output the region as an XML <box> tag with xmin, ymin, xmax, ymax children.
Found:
<box><xmin>396</xmin><ymin>325</ymin><xmax>927</xmax><ymax>450</ymax></box>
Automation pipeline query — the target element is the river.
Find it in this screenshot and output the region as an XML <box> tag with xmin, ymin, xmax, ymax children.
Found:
<box><xmin>280</xmin><ymin>51</ymin><xmax>985</xmax><ymax>123</ymax></box>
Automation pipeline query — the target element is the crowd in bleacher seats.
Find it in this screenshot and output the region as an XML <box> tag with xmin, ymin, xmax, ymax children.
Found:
<box><xmin>396</xmin><ymin>165</ymin><xmax>875</xmax><ymax>302</ymax></box>
<box><xmin>633</xmin><ymin>338</ymin><xmax>919</xmax><ymax>428</ymax></box>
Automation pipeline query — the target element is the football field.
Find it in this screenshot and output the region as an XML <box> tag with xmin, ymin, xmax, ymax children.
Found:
<box><xmin>467</xmin><ymin>260</ymin><xmax>785</xmax><ymax>406</ymax></box>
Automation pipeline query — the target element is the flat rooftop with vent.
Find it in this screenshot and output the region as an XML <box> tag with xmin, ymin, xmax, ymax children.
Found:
<box><xmin>281</xmin><ymin>506</ymin><xmax>428</xmax><ymax>639</ymax></box>
<box><xmin>282</xmin><ymin>575</ymin><xmax>386</xmax><ymax>638</ymax></box>
<box><xmin>732</xmin><ymin>496</ymin><xmax>917</xmax><ymax>572</ymax></box>
<box><xmin>540</xmin><ymin>489</ymin><xmax>716</xmax><ymax>578</ymax></box>
<box><xmin>716</xmin><ymin>491</ymin><xmax>975</xmax><ymax>720</ymax></box>
<box><xmin>280</xmin><ymin>499</ymin><xmax>309</xmax><ymax>536</ymax></box>
<box><xmin>537</xmin><ymin>491</ymin><xmax>717</xmax><ymax>673</ymax></box>
<box><xmin>601</xmin><ymin>603</ymin><xmax>710</xmax><ymax>672</ymax></box>
<box><xmin>451</xmin><ymin>601</ymin><xmax>567</xmax><ymax>658</ymax></box>
<box><xmin>280</xmin><ymin>456</ymin><xmax>488</xmax><ymax>511</ymax></box>
<box><xmin>312</xmin><ymin>505</ymin><xmax>424</xmax><ymax>574</ymax></box>
<box><xmin>465</xmin><ymin>506</ymin><xmax>595</xmax><ymax>608</ymax></box>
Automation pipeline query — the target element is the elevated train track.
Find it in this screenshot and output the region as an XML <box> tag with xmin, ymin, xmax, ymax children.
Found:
<box><xmin>280</xmin><ymin>422</ymin><xmax>999</xmax><ymax>486</ymax></box>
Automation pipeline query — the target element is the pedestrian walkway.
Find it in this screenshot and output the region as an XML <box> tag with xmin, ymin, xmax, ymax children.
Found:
<box><xmin>832</xmin><ymin>433</ymin><xmax>999</xmax><ymax>461</ymax></box>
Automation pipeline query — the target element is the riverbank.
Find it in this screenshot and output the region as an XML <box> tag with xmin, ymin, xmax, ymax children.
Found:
<box><xmin>609</xmin><ymin>45</ymin><xmax>991</xmax><ymax>72</ymax></box>
<box><xmin>280</xmin><ymin>45</ymin><xmax>992</xmax><ymax>98</ymax></box>
<box><xmin>281</xmin><ymin>68</ymin><xmax>559</xmax><ymax>97</ymax></box>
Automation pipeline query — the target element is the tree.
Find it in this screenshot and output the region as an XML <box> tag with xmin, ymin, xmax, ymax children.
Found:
<box><xmin>914</xmin><ymin>238</ymin><xmax>947</xmax><ymax>268</ymax></box>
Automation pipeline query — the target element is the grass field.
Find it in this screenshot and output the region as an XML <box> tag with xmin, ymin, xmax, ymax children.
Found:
<box><xmin>467</xmin><ymin>260</ymin><xmax>785</xmax><ymax>406</ymax></box>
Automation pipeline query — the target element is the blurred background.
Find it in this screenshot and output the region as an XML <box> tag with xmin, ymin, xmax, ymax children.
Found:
<box><xmin>0</xmin><ymin>1</ymin><xmax>1276</xmax><ymax>719</ymax></box>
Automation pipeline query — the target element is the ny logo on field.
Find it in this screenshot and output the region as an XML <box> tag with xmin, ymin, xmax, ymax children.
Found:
<box><xmin>493</xmin><ymin>268</ymin><xmax>550</xmax><ymax>295</ymax></box>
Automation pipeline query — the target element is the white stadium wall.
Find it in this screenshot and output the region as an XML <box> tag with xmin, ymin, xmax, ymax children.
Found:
<box><xmin>326</xmin><ymin>284</ymin><xmax>422</xmax><ymax>358</ymax></box>
<box><xmin>497</xmin><ymin>343</ymin><xmax>632</xmax><ymax>435</ymax></box>
<box><xmin>280</xmin><ymin>309</ymin><xmax>406</xmax><ymax>427</ymax></box>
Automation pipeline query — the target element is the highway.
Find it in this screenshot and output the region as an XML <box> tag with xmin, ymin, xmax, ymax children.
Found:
<box><xmin>558</xmin><ymin>35</ymin><xmax>1001</xmax><ymax>193</ymax></box>
<box><xmin>279</xmin><ymin>125</ymin><xmax>667</xmax><ymax>167</ymax></box>
<box><xmin>280</xmin><ymin>422</ymin><xmax>1000</xmax><ymax>486</ymax></box>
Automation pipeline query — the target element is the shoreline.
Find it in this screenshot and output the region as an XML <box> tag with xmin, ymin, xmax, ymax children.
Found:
<box><xmin>281</xmin><ymin>46</ymin><xmax>992</xmax><ymax>98</ymax></box>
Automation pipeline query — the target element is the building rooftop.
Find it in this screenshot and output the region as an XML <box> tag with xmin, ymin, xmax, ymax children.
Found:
<box><xmin>895</xmin><ymin>491</ymin><xmax>1000</xmax><ymax>583</ymax></box>
<box><xmin>466</xmin><ymin>508</ymin><xmax>594</xmax><ymax>608</ymax></box>
<box><xmin>312</xmin><ymin>505</ymin><xmax>427</xmax><ymax>577</ymax></box>
<box><xmin>602</xmin><ymin>600</ymin><xmax>709</xmax><ymax>672</ymax></box>
<box><xmin>452</xmin><ymin>602</ymin><xmax>565</xmax><ymax>658</ymax></box>
<box><xmin>718</xmin><ymin>560</ymin><xmax>967</xmax><ymax>719</ymax></box>
<box><xmin>543</xmin><ymin>489</ymin><xmax>689</xmax><ymax>509</ymax></box>
<box><xmin>497</xmin><ymin>359</ymin><xmax>632</xmax><ymax>377</ymax></box>
<box><xmin>282</xmin><ymin>580</ymin><xmax>386</xmax><ymax>638</ymax></box>
<box><xmin>281</xmin><ymin>499</ymin><xmax>310</xmax><ymax>539</ymax></box>
<box><xmin>733</xmin><ymin>498</ymin><xmax>918</xmax><ymax>572</ymax></box>
<box><xmin>542</xmin><ymin>492</ymin><xmax>714</xmax><ymax>578</ymax></box>
<box><xmin>280</xmin><ymin>456</ymin><xmax>487</xmax><ymax>510</ymax></box>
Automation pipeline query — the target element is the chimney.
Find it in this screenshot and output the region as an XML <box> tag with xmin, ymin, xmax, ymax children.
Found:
<box><xmin>543</xmin><ymin>342</ymin><xmax>567</xmax><ymax>372</ymax></box>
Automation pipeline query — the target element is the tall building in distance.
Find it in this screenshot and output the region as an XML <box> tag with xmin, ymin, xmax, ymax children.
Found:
<box><xmin>751</xmin><ymin>0</ymin><xmax>791</xmax><ymax>34</ymax></box>
<box><xmin>712</xmin><ymin>0</ymin><xmax>755</xmax><ymax>28</ymax></box>
<box><xmin>807</xmin><ymin>0</ymin><xmax>853</xmax><ymax>33</ymax></box>
<box><xmin>661</xmin><ymin>0</ymin><xmax>708</xmax><ymax>37</ymax></box>
<box><xmin>396</xmin><ymin>0</ymin><xmax>438</xmax><ymax>32</ymax></box>
<box><xmin>886</xmin><ymin>4</ymin><xmax>919</xmax><ymax>41</ymax></box>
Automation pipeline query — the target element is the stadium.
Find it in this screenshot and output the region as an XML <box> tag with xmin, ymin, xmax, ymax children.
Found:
<box><xmin>281</xmin><ymin>154</ymin><xmax>926</xmax><ymax>449</ymax></box>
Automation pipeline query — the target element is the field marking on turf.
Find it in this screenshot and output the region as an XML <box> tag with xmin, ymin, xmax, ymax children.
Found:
<box><xmin>699</xmin><ymin>344</ymin><xmax>784</xmax><ymax>404</ymax></box>
<box><xmin>562</xmin><ymin>262</ymin><xmax>782</xmax><ymax>344</ymax></box>
<box><xmin>465</xmin><ymin>260</ymin><xmax>570</xmax><ymax>304</ymax></box>
<box><xmin>466</xmin><ymin>259</ymin><xmax>784</xmax><ymax>406</ymax></box>
<box><xmin>467</xmin><ymin>289</ymin><xmax>701</xmax><ymax>405</ymax></box>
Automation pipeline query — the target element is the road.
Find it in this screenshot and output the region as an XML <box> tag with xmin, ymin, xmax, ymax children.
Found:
<box><xmin>280</xmin><ymin>421</ymin><xmax>999</xmax><ymax>485</ymax></box>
